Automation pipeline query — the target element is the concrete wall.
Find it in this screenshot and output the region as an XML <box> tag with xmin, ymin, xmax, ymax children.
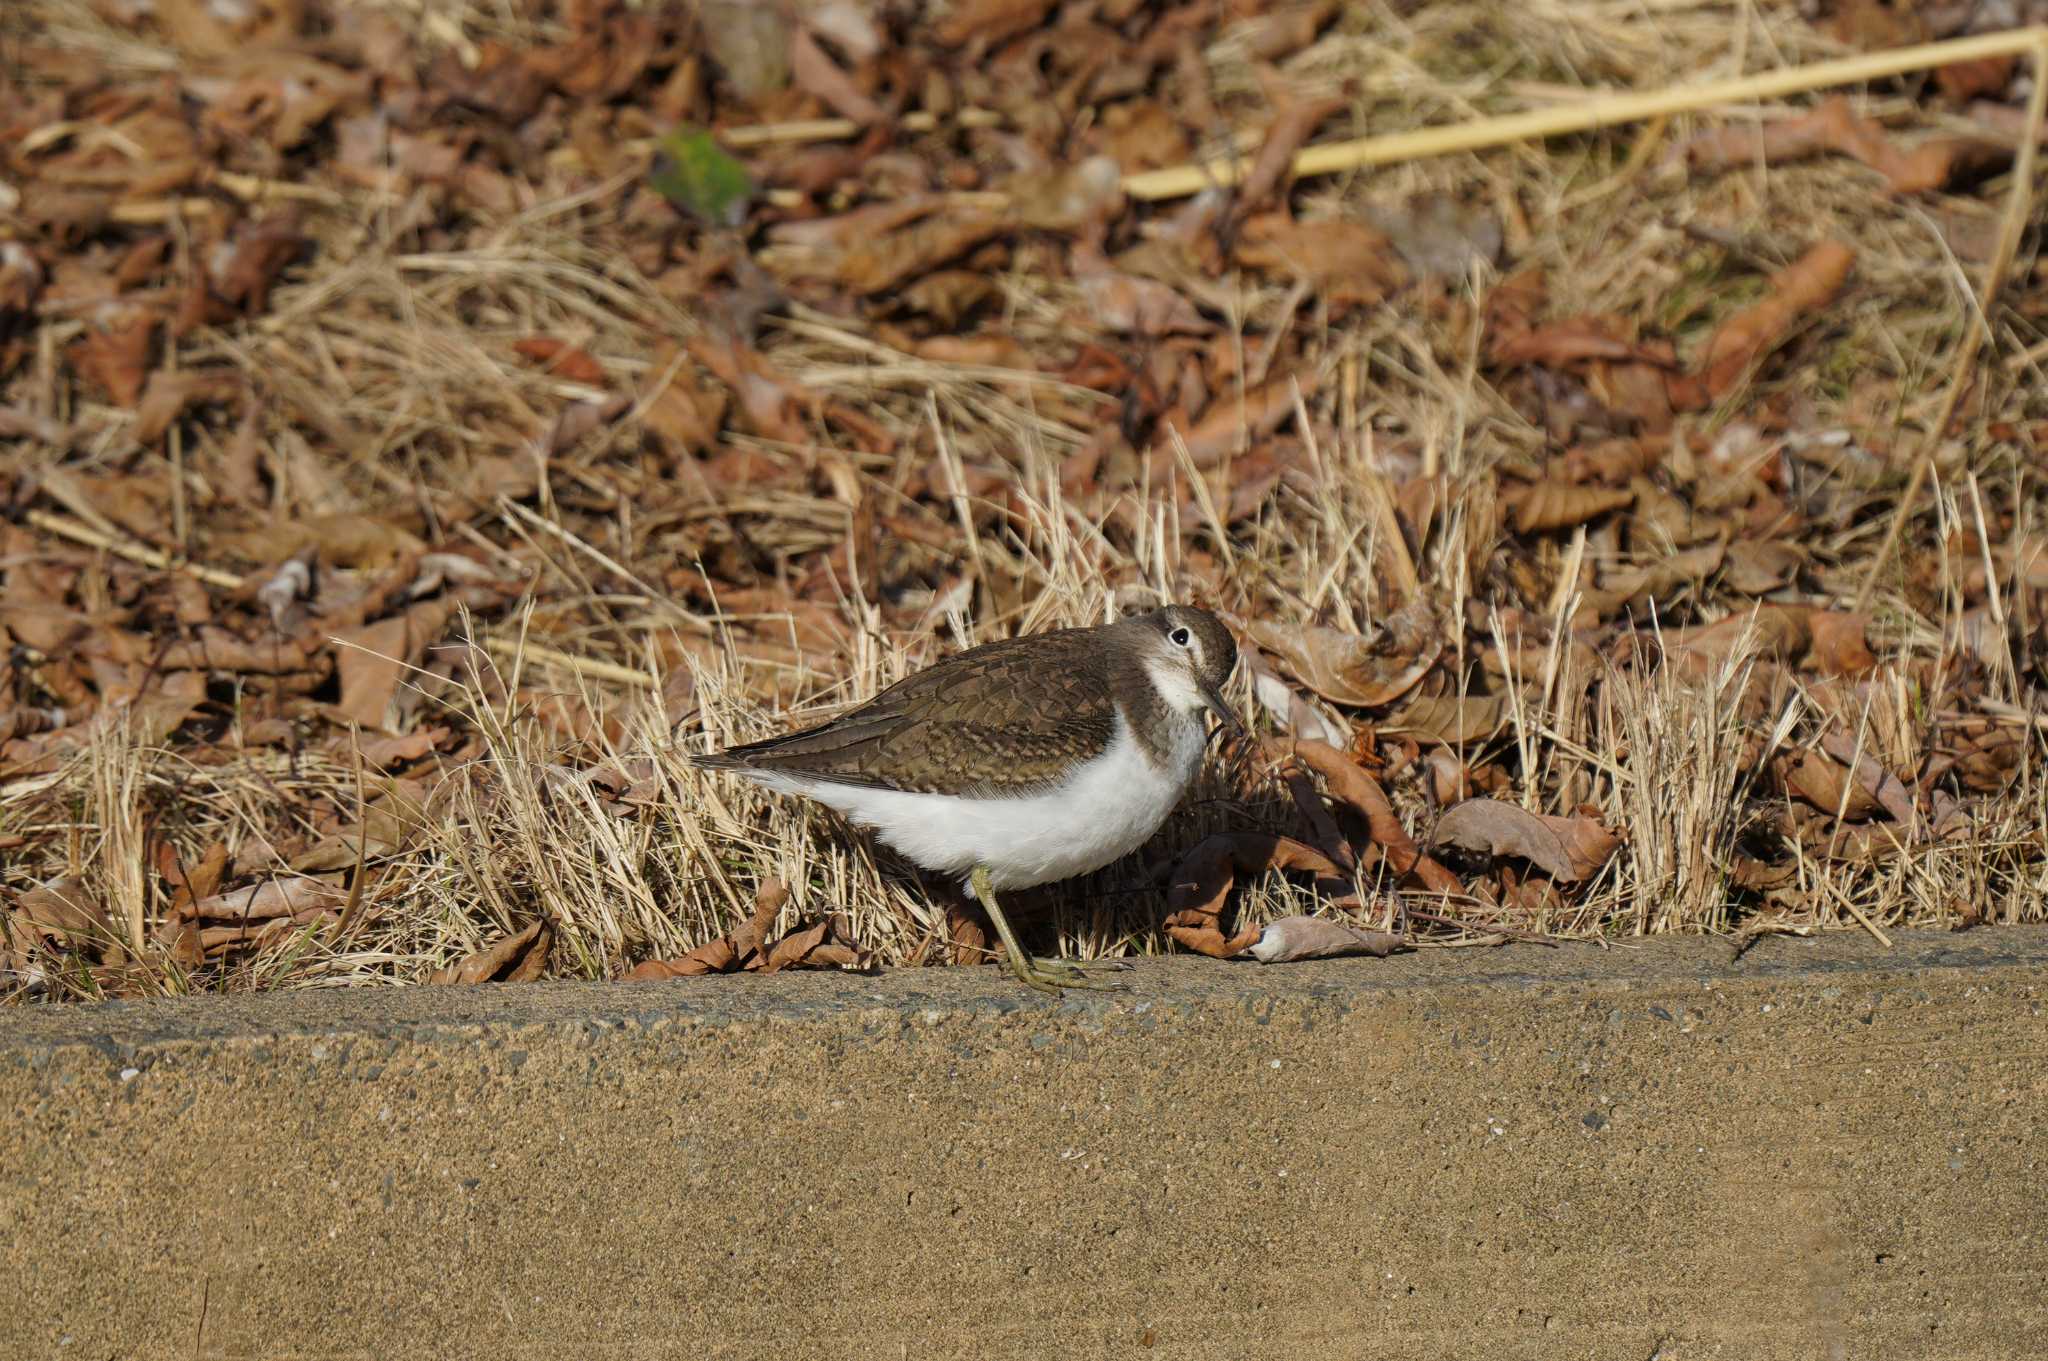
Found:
<box><xmin>4</xmin><ymin>929</ymin><xmax>2045</xmax><ymax>1359</ymax></box>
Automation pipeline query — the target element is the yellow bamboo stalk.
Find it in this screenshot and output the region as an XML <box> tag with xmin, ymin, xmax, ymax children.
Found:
<box><xmin>1120</xmin><ymin>28</ymin><xmax>2048</xmax><ymax>200</ymax></box>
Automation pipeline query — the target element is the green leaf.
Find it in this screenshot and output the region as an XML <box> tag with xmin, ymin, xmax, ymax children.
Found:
<box><xmin>649</xmin><ymin>126</ymin><xmax>753</xmax><ymax>229</ymax></box>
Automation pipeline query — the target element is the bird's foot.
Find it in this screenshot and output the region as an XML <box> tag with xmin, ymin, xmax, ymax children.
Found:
<box><xmin>1009</xmin><ymin>954</ymin><xmax>1130</xmax><ymax>995</ymax></box>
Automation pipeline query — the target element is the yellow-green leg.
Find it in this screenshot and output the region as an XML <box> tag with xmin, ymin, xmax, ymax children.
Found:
<box><xmin>969</xmin><ymin>865</ymin><xmax>1126</xmax><ymax>995</ymax></box>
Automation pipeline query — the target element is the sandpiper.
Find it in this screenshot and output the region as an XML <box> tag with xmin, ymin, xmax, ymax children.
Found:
<box><xmin>693</xmin><ymin>606</ymin><xmax>1243</xmax><ymax>993</ymax></box>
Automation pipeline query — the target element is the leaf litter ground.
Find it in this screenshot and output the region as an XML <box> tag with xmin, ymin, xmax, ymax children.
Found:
<box><xmin>2</xmin><ymin>0</ymin><xmax>2046</xmax><ymax>1000</ymax></box>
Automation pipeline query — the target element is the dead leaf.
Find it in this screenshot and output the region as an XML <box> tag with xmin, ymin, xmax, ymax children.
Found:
<box><xmin>1240</xmin><ymin>617</ymin><xmax>1440</xmax><ymax>708</ymax></box>
<box><xmin>837</xmin><ymin>213</ymin><xmax>1007</xmax><ymax>295</ymax></box>
<box><xmin>1235</xmin><ymin>213</ymin><xmax>1407</xmax><ymax>308</ymax></box>
<box><xmin>1780</xmin><ymin>748</ymin><xmax>1883</xmax><ymax>821</ymax></box>
<box><xmin>1699</xmin><ymin>240</ymin><xmax>1855</xmax><ymax>396</ymax></box>
<box><xmin>1243</xmin><ymin>914</ymin><xmax>1400</xmax><ymax>963</ymax></box>
<box><xmin>627</xmin><ymin>877</ymin><xmax>788</xmax><ymax>980</ymax></box>
<box><xmin>188</xmin><ymin>876</ymin><xmax>344</xmax><ymax>922</ymax></box>
<box><xmin>1505</xmin><ymin>481</ymin><xmax>1634</xmax><ymax>534</ymax></box>
<box><xmin>1433</xmin><ymin>799</ymin><xmax>1621</xmax><ymax>882</ymax></box>
<box><xmin>429</xmin><ymin>919</ymin><xmax>552</xmax><ymax>984</ymax></box>
<box><xmin>68</xmin><ymin>303</ymin><xmax>159</xmax><ymax>407</ymax></box>
<box><xmin>513</xmin><ymin>336</ymin><xmax>606</xmax><ymax>385</ymax></box>
<box><xmin>1163</xmin><ymin>833</ymin><xmax>1347</xmax><ymax>958</ymax></box>
<box><xmin>1672</xmin><ymin>98</ymin><xmax>2003</xmax><ymax>196</ymax></box>
<box><xmin>1270</xmin><ymin>738</ymin><xmax>1464</xmax><ymax>894</ymax></box>
<box><xmin>330</xmin><ymin>597</ymin><xmax>458</xmax><ymax>730</ymax></box>
<box><xmin>1152</xmin><ymin>372</ymin><xmax>1311</xmax><ymax>469</ymax></box>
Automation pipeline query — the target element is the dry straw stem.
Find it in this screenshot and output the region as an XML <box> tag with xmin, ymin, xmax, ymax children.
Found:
<box><xmin>1856</xmin><ymin>28</ymin><xmax>2048</xmax><ymax>610</ymax></box>
<box><xmin>1122</xmin><ymin>28</ymin><xmax>2048</xmax><ymax>199</ymax></box>
<box><xmin>26</xmin><ymin>509</ymin><xmax>248</xmax><ymax>592</ymax></box>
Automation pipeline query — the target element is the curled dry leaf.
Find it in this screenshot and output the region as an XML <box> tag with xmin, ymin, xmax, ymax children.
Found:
<box><xmin>837</xmin><ymin>213</ymin><xmax>1007</xmax><ymax>294</ymax></box>
<box><xmin>1432</xmin><ymin>799</ymin><xmax>1621</xmax><ymax>883</ymax></box>
<box><xmin>1153</xmin><ymin>371</ymin><xmax>1311</xmax><ymax>469</ymax></box>
<box><xmin>1672</xmin><ymin>98</ymin><xmax>2004</xmax><ymax>196</ymax></box>
<box><xmin>1245</xmin><ymin>652</ymin><xmax>1348</xmax><ymax>747</ymax></box>
<box><xmin>1779</xmin><ymin>748</ymin><xmax>1883</xmax><ymax>822</ymax></box>
<box><xmin>513</xmin><ymin>336</ymin><xmax>606</xmax><ymax>386</ymax></box>
<box><xmin>627</xmin><ymin>877</ymin><xmax>792</xmax><ymax>979</ymax></box>
<box><xmin>428</xmin><ymin>919</ymin><xmax>552</xmax><ymax>984</ymax></box>
<box><xmin>187</xmin><ymin>875</ymin><xmax>344</xmax><ymax>922</ymax></box>
<box><xmin>1385</xmin><ymin>690</ymin><xmax>1508</xmax><ymax>746</ymax></box>
<box><xmin>1270</xmin><ymin>738</ymin><xmax>1464</xmax><ymax>894</ymax></box>
<box><xmin>1506</xmin><ymin>481</ymin><xmax>1634</xmax><ymax>534</ymax></box>
<box><xmin>1163</xmin><ymin>832</ymin><xmax>1346</xmax><ymax>959</ymax></box>
<box><xmin>1242</xmin><ymin>914</ymin><xmax>1400</xmax><ymax>963</ymax></box>
<box><xmin>1237</xmin><ymin>94</ymin><xmax>1346</xmax><ymax>207</ymax></box>
<box><xmin>1700</xmin><ymin>241</ymin><xmax>1854</xmax><ymax>397</ymax></box>
<box><xmin>1240</xmin><ymin>616</ymin><xmax>1440</xmax><ymax>708</ymax></box>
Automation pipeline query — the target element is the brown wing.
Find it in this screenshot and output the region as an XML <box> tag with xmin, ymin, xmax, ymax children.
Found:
<box><xmin>695</xmin><ymin>629</ymin><xmax>1121</xmax><ymax>796</ymax></box>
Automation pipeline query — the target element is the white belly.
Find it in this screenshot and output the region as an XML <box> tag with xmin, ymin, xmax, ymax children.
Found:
<box><xmin>737</xmin><ymin>717</ymin><xmax>1206</xmax><ymax>890</ymax></box>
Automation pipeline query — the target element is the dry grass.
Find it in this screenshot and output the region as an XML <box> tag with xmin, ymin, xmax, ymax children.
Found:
<box><xmin>2</xmin><ymin>0</ymin><xmax>2045</xmax><ymax>1000</ymax></box>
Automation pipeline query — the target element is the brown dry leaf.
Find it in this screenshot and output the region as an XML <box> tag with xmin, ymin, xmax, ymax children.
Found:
<box><xmin>14</xmin><ymin>876</ymin><xmax>109</xmax><ymax>947</ymax></box>
<box><xmin>132</xmin><ymin>368</ymin><xmax>243</xmax><ymax>444</ymax></box>
<box><xmin>1662</xmin><ymin>603</ymin><xmax>1809</xmax><ymax>665</ymax></box>
<box><xmin>1818</xmin><ymin>729</ymin><xmax>1918</xmax><ymax>829</ymax></box>
<box><xmin>1806</xmin><ymin>611</ymin><xmax>1877</xmax><ymax>675</ymax></box>
<box><xmin>1506</xmin><ymin>481</ymin><xmax>1634</xmax><ymax>534</ymax></box>
<box><xmin>1935</xmin><ymin>56</ymin><xmax>2015</xmax><ymax>103</ymax></box>
<box><xmin>1242</xmin><ymin>914</ymin><xmax>1400</xmax><ymax>963</ymax></box>
<box><xmin>1490</xmin><ymin>315</ymin><xmax>1674</xmax><ymax>370</ymax></box>
<box><xmin>158</xmin><ymin>840</ymin><xmax>230</xmax><ymax>912</ymax></box>
<box><xmin>626</xmin><ymin>877</ymin><xmax>789</xmax><ymax>980</ymax></box>
<box><xmin>647</xmin><ymin>356</ymin><xmax>737</xmax><ymax>456</ymax></box>
<box><xmin>1234</xmin><ymin>213</ymin><xmax>1407</xmax><ymax>308</ymax></box>
<box><xmin>1674</xmin><ymin>98</ymin><xmax>2002</xmax><ymax>195</ymax></box>
<box><xmin>1385</xmin><ymin>691</ymin><xmax>1508</xmax><ymax>745</ymax></box>
<box><xmin>1153</xmin><ymin>372</ymin><xmax>1310</xmax><ymax>469</ymax></box>
<box><xmin>1163</xmin><ymin>833</ymin><xmax>1346</xmax><ymax>958</ymax></box>
<box><xmin>1433</xmin><ymin>799</ymin><xmax>1621</xmax><ymax>882</ymax></box>
<box><xmin>1723</xmin><ymin>539</ymin><xmax>1805</xmax><ymax>594</ymax></box>
<box><xmin>789</xmin><ymin>23</ymin><xmax>884</xmax><ymax>125</ymax></box>
<box><xmin>428</xmin><ymin>919</ymin><xmax>552</xmax><ymax>984</ymax></box>
<box><xmin>932</xmin><ymin>0</ymin><xmax>1055</xmax><ymax>48</ymax></box>
<box><xmin>999</xmin><ymin>156</ymin><xmax>1124</xmax><ymax>233</ymax></box>
<box><xmin>1240</xmin><ymin>617</ymin><xmax>1440</xmax><ymax>708</ymax></box>
<box><xmin>1780</xmin><ymin>749</ymin><xmax>1883</xmax><ymax>821</ymax></box>
<box><xmin>1238</xmin><ymin>93</ymin><xmax>1346</xmax><ymax>208</ymax></box>
<box><xmin>1075</xmin><ymin>261</ymin><xmax>1214</xmax><ymax>337</ymax></box>
<box><xmin>68</xmin><ymin>303</ymin><xmax>159</xmax><ymax>407</ymax></box>
<box><xmin>837</xmin><ymin>213</ymin><xmax>1007</xmax><ymax>294</ymax></box>
<box><xmin>176</xmin><ymin>218</ymin><xmax>309</xmax><ymax>333</ymax></box>
<box><xmin>1699</xmin><ymin>241</ymin><xmax>1855</xmax><ymax>396</ymax></box>
<box><xmin>188</xmin><ymin>876</ymin><xmax>343</xmax><ymax>922</ymax></box>
<box><xmin>1270</xmin><ymin>738</ymin><xmax>1464</xmax><ymax>894</ymax></box>
<box><xmin>330</xmin><ymin>597</ymin><xmax>458</xmax><ymax>730</ymax></box>
<box><xmin>513</xmin><ymin>336</ymin><xmax>606</xmax><ymax>385</ymax></box>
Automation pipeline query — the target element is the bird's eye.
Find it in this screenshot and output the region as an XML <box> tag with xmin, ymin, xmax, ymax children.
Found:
<box><xmin>1170</xmin><ymin>627</ymin><xmax>1192</xmax><ymax>647</ymax></box>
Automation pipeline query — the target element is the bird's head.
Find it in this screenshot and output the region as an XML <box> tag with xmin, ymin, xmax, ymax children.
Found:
<box><xmin>1127</xmin><ymin>605</ymin><xmax>1244</xmax><ymax>740</ymax></box>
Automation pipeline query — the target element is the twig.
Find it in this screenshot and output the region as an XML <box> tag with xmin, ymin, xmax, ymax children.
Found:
<box><xmin>1123</xmin><ymin>28</ymin><xmax>2048</xmax><ymax>200</ymax></box>
<box><xmin>477</xmin><ymin>636</ymin><xmax>661</xmax><ymax>689</ymax></box>
<box><xmin>25</xmin><ymin>508</ymin><xmax>247</xmax><ymax>591</ymax></box>
<box><xmin>719</xmin><ymin>107</ymin><xmax>1003</xmax><ymax>147</ymax></box>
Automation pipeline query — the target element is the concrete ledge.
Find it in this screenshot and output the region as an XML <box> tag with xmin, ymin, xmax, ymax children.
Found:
<box><xmin>5</xmin><ymin>930</ymin><xmax>2047</xmax><ymax>1359</ymax></box>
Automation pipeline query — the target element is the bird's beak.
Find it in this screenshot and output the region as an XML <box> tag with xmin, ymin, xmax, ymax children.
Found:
<box><xmin>1200</xmin><ymin>677</ymin><xmax>1247</xmax><ymax>743</ymax></box>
